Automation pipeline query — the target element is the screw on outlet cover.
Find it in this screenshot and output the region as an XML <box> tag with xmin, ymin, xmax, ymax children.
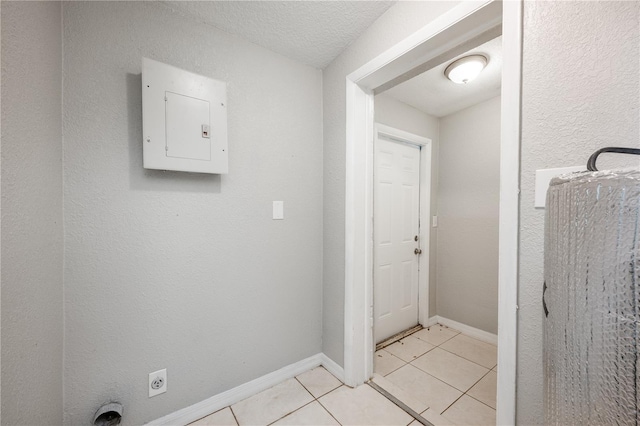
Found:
<box><xmin>151</xmin><ymin>377</ymin><xmax>164</xmax><ymax>390</ymax></box>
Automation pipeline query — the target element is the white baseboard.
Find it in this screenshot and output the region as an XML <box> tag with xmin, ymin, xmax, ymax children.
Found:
<box><xmin>430</xmin><ymin>315</ymin><xmax>498</xmax><ymax>345</ymax></box>
<box><xmin>320</xmin><ymin>353</ymin><xmax>345</xmax><ymax>382</ymax></box>
<box><xmin>425</xmin><ymin>316</ymin><xmax>439</xmax><ymax>327</ymax></box>
<box><xmin>149</xmin><ymin>353</ymin><xmax>343</xmax><ymax>426</ymax></box>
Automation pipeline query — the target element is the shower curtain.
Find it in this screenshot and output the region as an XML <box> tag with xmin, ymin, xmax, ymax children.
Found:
<box><xmin>544</xmin><ymin>169</ymin><xmax>640</xmax><ymax>425</ymax></box>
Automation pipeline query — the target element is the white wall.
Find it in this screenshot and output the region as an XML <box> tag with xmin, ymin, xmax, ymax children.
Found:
<box><xmin>519</xmin><ymin>1</ymin><xmax>640</xmax><ymax>423</ymax></box>
<box><xmin>322</xmin><ymin>0</ymin><xmax>461</xmax><ymax>367</ymax></box>
<box><xmin>374</xmin><ymin>94</ymin><xmax>440</xmax><ymax>316</ymax></box>
<box><xmin>62</xmin><ymin>2</ymin><xmax>323</xmax><ymax>425</ymax></box>
<box><xmin>1</xmin><ymin>2</ymin><xmax>64</xmax><ymax>425</ymax></box>
<box><xmin>437</xmin><ymin>96</ymin><xmax>500</xmax><ymax>334</ymax></box>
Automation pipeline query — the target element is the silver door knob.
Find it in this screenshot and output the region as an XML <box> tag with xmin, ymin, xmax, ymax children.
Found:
<box><xmin>414</xmin><ymin>248</ymin><xmax>422</xmax><ymax>255</ymax></box>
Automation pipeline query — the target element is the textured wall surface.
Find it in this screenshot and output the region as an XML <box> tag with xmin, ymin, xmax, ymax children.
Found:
<box><xmin>322</xmin><ymin>0</ymin><xmax>461</xmax><ymax>367</ymax></box>
<box><xmin>437</xmin><ymin>96</ymin><xmax>500</xmax><ymax>334</ymax></box>
<box><xmin>519</xmin><ymin>1</ymin><xmax>640</xmax><ymax>423</ymax></box>
<box><xmin>1</xmin><ymin>2</ymin><xmax>64</xmax><ymax>425</ymax></box>
<box><xmin>374</xmin><ymin>93</ymin><xmax>440</xmax><ymax>317</ymax></box>
<box><xmin>62</xmin><ymin>2</ymin><xmax>323</xmax><ymax>425</ymax></box>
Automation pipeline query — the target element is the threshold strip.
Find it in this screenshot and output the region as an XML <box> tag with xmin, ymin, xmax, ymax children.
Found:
<box><xmin>367</xmin><ymin>381</ymin><xmax>434</xmax><ymax>426</ymax></box>
<box><xmin>375</xmin><ymin>325</ymin><xmax>423</xmax><ymax>351</ymax></box>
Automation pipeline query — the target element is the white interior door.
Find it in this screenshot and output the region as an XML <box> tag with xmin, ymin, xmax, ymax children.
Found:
<box><xmin>374</xmin><ymin>137</ymin><xmax>421</xmax><ymax>343</ymax></box>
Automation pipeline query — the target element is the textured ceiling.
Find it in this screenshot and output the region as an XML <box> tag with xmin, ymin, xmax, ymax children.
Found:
<box><xmin>383</xmin><ymin>36</ymin><xmax>503</xmax><ymax>118</ymax></box>
<box><xmin>160</xmin><ymin>1</ymin><xmax>396</xmax><ymax>69</ymax></box>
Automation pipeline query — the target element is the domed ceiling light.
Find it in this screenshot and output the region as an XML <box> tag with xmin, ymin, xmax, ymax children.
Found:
<box><xmin>444</xmin><ymin>54</ymin><xmax>488</xmax><ymax>84</ymax></box>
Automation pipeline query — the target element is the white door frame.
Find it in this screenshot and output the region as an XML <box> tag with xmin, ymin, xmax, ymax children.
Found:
<box><xmin>343</xmin><ymin>1</ymin><xmax>521</xmax><ymax>424</ymax></box>
<box><xmin>374</xmin><ymin>124</ymin><xmax>432</xmax><ymax>341</ymax></box>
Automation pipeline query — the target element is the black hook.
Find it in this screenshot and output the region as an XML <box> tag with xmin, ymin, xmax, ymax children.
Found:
<box><xmin>587</xmin><ymin>147</ymin><xmax>640</xmax><ymax>171</ymax></box>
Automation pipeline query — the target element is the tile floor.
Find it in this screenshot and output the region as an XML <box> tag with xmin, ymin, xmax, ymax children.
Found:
<box><xmin>190</xmin><ymin>324</ymin><xmax>497</xmax><ymax>426</ymax></box>
<box><xmin>373</xmin><ymin>324</ymin><xmax>497</xmax><ymax>425</ymax></box>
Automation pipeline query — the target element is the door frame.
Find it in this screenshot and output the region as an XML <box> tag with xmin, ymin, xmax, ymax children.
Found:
<box><xmin>374</xmin><ymin>123</ymin><xmax>432</xmax><ymax>343</ymax></box>
<box><xmin>343</xmin><ymin>1</ymin><xmax>520</xmax><ymax>424</ymax></box>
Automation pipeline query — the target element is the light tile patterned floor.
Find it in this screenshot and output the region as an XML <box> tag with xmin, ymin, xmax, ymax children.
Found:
<box><xmin>374</xmin><ymin>324</ymin><xmax>497</xmax><ymax>425</ymax></box>
<box><xmin>189</xmin><ymin>325</ymin><xmax>497</xmax><ymax>426</ymax></box>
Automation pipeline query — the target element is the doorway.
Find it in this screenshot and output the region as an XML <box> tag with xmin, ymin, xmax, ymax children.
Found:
<box><xmin>343</xmin><ymin>1</ymin><xmax>521</xmax><ymax>424</ymax></box>
<box><xmin>373</xmin><ymin>125</ymin><xmax>432</xmax><ymax>344</ymax></box>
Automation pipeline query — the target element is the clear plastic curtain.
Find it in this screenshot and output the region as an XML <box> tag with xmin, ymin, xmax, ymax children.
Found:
<box><xmin>544</xmin><ymin>170</ymin><xmax>640</xmax><ymax>425</ymax></box>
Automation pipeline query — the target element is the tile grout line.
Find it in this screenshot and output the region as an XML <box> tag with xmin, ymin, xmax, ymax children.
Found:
<box><xmin>293</xmin><ymin>375</ymin><xmax>317</xmax><ymax>400</ymax></box>
<box><xmin>406</xmin><ymin>328</ymin><xmax>497</xmax><ymax>377</ymax></box>
<box><xmin>427</xmin><ymin>331</ymin><xmax>498</xmax><ymax>411</ymax></box>
<box><xmin>413</xmin><ymin>328</ymin><xmax>495</xmax><ymax>370</ymax></box>
<box><xmin>460</xmin><ymin>368</ymin><xmax>497</xmax><ymax>411</ymax></box>
<box><xmin>404</xmin><ymin>348</ymin><xmax>491</xmax><ymax>395</ymax></box>
<box><xmin>263</xmin><ymin>373</ymin><xmax>343</xmax><ymax>426</ymax></box>
<box><xmin>229</xmin><ymin>405</ymin><xmax>240</xmax><ymax>426</ymax></box>
<box><xmin>378</xmin><ymin>352</ymin><xmax>409</xmax><ymax>377</ymax></box>
<box><xmin>315</xmin><ymin>388</ymin><xmax>344</xmax><ymax>426</ymax></box>
<box><xmin>438</xmin><ymin>392</ymin><xmax>465</xmax><ymax>417</ymax></box>
<box><xmin>406</xmin><ymin>359</ymin><xmax>477</xmax><ymax>394</ymax></box>
<box><xmin>407</xmin><ymin>349</ymin><xmax>494</xmax><ymax>389</ymax></box>
<box><xmin>384</xmin><ymin>328</ymin><xmax>493</xmax><ymax>392</ymax></box>
<box><xmin>437</xmin><ymin>367</ymin><xmax>494</xmax><ymax>416</ymax></box>
<box><xmin>436</xmin><ymin>345</ymin><xmax>497</xmax><ymax>370</ymax></box>
<box><xmin>265</xmin><ymin>399</ymin><xmax>317</xmax><ymax>426</ymax></box>
<box><xmin>294</xmin><ymin>373</ymin><xmax>342</xmax><ymax>400</ymax></box>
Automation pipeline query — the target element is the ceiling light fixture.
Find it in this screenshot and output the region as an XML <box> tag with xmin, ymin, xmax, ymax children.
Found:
<box><xmin>444</xmin><ymin>54</ymin><xmax>488</xmax><ymax>84</ymax></box>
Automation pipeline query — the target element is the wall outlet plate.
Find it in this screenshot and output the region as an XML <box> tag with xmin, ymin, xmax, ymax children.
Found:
<box><xmin>149</xmin><ymin>368</ymin><xmax>167</xmax><ymax>397</ymax></box>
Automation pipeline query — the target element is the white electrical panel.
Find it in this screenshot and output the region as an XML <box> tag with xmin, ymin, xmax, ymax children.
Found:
<box><xmin>142</xmin><ymin>58</ymin><xmax>228</xmax><ymax>174</ymax></box>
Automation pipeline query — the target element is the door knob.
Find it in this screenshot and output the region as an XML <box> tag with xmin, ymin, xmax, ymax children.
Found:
<box><xmin>414</xmin><ymin>248</ymin><xmax>422</xmax><ymax>255</ymax></box>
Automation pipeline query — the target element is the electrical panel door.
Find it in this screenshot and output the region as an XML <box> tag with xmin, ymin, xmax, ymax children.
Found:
<box><xmin>142</xmin><ymin>58</ymin><xmax>228</xmax><ymax>174</ymax></box>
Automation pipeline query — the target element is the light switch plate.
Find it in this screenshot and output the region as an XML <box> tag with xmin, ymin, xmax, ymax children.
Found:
<box><xmin>535</xmin><ymin>166</ymin><xmax>586</xmax><ymax>208</ymax></box>
<box><xmin>273</xmin><ymin>201</ymin><xmax>284</xmax><ymax>220</ymax></box>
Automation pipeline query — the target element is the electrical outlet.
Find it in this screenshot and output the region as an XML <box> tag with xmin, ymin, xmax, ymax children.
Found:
<box><xmin>149</xmin><ymin>369</ymin><xmax>167</xmax><ymax>397</ymax></box>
